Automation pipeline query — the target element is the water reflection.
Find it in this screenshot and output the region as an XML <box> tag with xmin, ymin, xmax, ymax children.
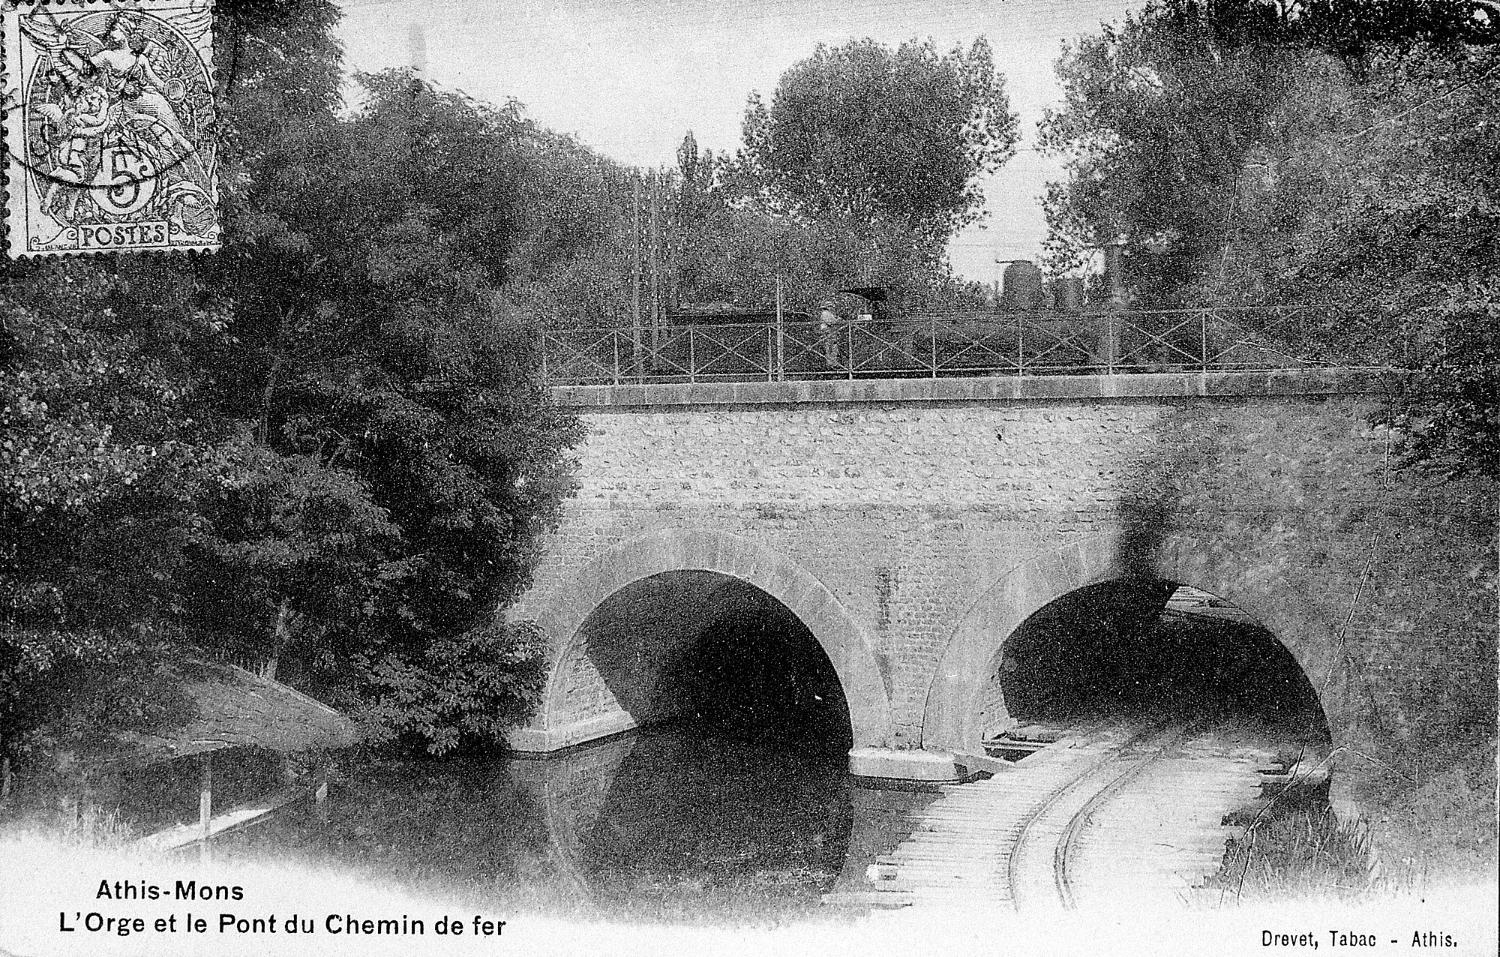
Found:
<box><xmin>223</xmin><ymin>721</ymin><xmax>922</xmax><ymax>924</ymax></box>
<box><xmin>513</xmin><ymin>723</ymin><xmax>852</xmax><ymax>920</ymax></box>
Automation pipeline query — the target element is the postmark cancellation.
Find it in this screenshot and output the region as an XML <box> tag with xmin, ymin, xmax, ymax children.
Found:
<box><xmin>2</xmin><ymin>0</ymin><xmax>219</xmax><ymax>257</ymax></box>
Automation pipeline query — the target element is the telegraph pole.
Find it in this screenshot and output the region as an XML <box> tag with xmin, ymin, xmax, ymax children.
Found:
<box><xmin>631</xmin><ymin>174</ymin><xmax>643</xmax><ymax>376</ymax></box>
<box><xmin>649</xmin><ymin>169</ymin><xmax>662</xmax><ymax>343</ymax></box>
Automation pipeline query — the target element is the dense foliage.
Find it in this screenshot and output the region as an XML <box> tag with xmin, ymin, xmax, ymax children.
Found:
<box><xmin>736</xmin><ymin>38</ymin><xmax>1018</xmax><ymax>244</ymax></box>
<box><xmin>1043</xmin><ymin>1</ymin><xmax>1498</xmax><ymax>870</ymax></box>
<box><xmin>667</xmin><ymin>133</ymin><xmax>968</xmax><ymax>315</ymax></box>
<box><xmin>651</xmin><ymin>38</ymin><xmax>1018</xmax><ymax>319</ymax></box>
<box><xmin>1</xmin><ymin>17</ymin><xmax>1023</xmax><ymax>768</ymax></box>
<box><xmin>1</xmin><ymin>0</ymin><xmax>582</xmax><ymax>766</ymax></box>
<box><xmin>1041</xmin><ymin>0</ymin><xmax>1500</xmax><ymax>478</ymax></box>
<box><xmin>526</xmin><ymin>39</ymin><xmax>1017</xmax><ymax>329</ymax></box>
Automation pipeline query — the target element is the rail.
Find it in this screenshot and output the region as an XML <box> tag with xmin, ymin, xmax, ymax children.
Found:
<box><xmin>538</xmin><ymin>306</ymin><xmax>1404</xmax><ymax>385</ymax></box>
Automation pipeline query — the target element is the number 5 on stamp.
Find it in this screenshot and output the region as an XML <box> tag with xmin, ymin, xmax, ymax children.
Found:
<box><xmin>2</xmin><ymin>0</ymin><xmax>220</xmax><ymax>257</ymax></box>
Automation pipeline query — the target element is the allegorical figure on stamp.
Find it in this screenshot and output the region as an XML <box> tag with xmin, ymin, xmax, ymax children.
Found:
<box><xmin>91</xmin><ymin>14</ymin><xmax>216</xmax><ymax>228</ymax></box>
<box><xmin>5</xmin><ymin>3</ymin><xmax>219</xmax><ymax>254</ymax></box>
<box><xmin>35</xmin><ymin>53</ymin><xmax>111</xmax><ymax>222</ymax></box>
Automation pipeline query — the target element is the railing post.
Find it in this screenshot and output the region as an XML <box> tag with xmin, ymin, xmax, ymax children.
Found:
<box><xmin>688</xmin><ymin>327</ymin><xmax>696</xmax><ymax>384</ymax></box>
<box><xmin>1201</xmin><ymin>313</ymin><xmax>1209</xmax><ymax>371</ymax></box>
<box><xmin>1105</xmin><ymin>312</ymin><xmax>1120</xmax><ymax>375</ymax></box>
<box><xmin>1016</xmin><ymin>310</ymin><xmax>1023</xmax><ymax>376</ymax></box>
<box><xmin>1112</xmin><ymin>313</ymin><xmax>1119</xmax><ymax>375</ymax></box>
<box><xmin>846</xmin><ymin>323</ymin><xmax>854</xmax><ymax>380</ymax></box>
<box><xmin>767</xmin><ymin>325</ymin><xmax>774</xmax><ymax>382</ymax></box>
<box><xmin>929</xmin><ymin>318</ymin><xmax>937</xmax><ymax>378</ymax></box>
<box><xmin>612</xmin><ymin>332</ymin><xmax>621</xmax><ymax>386</ymax></box>
<box><xmin>775</xmin><ymin>276</ymin><xmax>785</xmax><ymax>381</ymax></box>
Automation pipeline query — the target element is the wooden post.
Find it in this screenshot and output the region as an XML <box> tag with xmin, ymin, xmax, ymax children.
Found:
<box><xmin>1</xmin><ymin>755</ymin><xmax>12</xmax><ymax>805</ymax></box>
<box><xmin>313</xmin><ymin>764</ymin><xmax>329</xmax><ymax>825</ymax></box>
<box><xmin>198</xmin><ymin>753</ymin><xmax>213</xmax><ymax>862</ymax></box>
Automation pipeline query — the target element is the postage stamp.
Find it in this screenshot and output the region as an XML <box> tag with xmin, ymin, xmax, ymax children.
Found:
<box><xmin>1</xmin><ymin>0</ymin><xmax>218</xmax><ymax>257</ymax></box>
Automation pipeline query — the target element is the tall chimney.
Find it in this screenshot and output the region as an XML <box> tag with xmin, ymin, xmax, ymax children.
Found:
<box><xmin>408</xmin><ymin>23</ymin><xmax>428</xmax><ymax>77</ymax></box>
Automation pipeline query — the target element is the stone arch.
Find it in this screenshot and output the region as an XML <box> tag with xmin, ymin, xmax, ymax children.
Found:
<box><xmin>519</xmin><ymin>528</ymin><xmax>894</xmax><ymax>750</ymax></box>
<box><xmin>920</xmin><ymin>532</ymin><xmax>1341</xmax><ymax>753</ymax></box>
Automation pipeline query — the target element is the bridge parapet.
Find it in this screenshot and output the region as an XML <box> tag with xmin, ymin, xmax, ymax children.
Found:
<box><xmin>550</xmin><ymin>368</ymin><xmax>1393</xmax><ymax>409</ymax></box>
<box><xmin>539</xmin><ymin>308</ymin><xmax>1404</xmax><ymax>386</ymax></box>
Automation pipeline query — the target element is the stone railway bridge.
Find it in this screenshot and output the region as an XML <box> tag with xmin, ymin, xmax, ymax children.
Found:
<box><xmin>504</xmin><ymin>371</ymin><xmax>1493</xmax><ymax>788</ymax></box>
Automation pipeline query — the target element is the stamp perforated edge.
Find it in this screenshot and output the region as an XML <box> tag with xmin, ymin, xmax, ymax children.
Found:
<box><xmin>1</xmin><ymin>0</ymin><xmax>220</xmax><ymax>259</ymax></box>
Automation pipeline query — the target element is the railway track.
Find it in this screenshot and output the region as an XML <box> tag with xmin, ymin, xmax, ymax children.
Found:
<box><xmin>1048</xmin><ymin>728</ymin><xmax>1271</xmax><ymax>910</ymax></box>
<box><xmin>849</xmin><ymin>722</ymin><xmax>1267</xmax><ymax>911</ymax></box>
<box><xmin>1008</xmin><ymin>722</ymin><xmax>1190</xmax><ymax>911</ymax></box>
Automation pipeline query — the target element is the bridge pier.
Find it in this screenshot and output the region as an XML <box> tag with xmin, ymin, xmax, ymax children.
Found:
<box><xmin>847</xmin><ymin>748</ymin><xmax>961</xmax><ymax>782</ymax></box>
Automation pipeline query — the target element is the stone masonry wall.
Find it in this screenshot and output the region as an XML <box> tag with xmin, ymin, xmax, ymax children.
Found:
<box><xmin>529</xmin><ymin>400</ymin><xmax>1170</xmax><ymax>746</ymax></box>
<box><xmin>517</xmin><ymin>376</ymin><xmax>1496</xmax><ymax>775</ymax></box>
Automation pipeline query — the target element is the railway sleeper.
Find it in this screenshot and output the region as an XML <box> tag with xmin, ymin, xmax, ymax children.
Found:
<box><xmin>821</xmin><ymin>891</ymin><xmax>914</xmax><ymax>909</ymax></box>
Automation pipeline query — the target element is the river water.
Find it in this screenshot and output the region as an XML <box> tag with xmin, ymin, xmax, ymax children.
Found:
<box><xmin>195</xmin><ymin>594</ymin><xmax>1335</xmax><ymax>922</ymax></box>
<box><xmin>218</xmin><ymin>721</ymin><xmax>932</xmax><ymax>925</ymax></box>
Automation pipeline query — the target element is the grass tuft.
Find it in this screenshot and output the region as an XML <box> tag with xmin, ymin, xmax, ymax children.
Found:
<box><xmin>1206</xmin><ymin>805</ymin><xmax>1378</xmax><ymax>903</ymax></box>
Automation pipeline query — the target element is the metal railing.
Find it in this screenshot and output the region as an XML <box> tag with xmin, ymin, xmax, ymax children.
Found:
<box><xmin>539</xmin><ymin>306</ymin><xmax>1403</xmax><ymax>386</ymax></box>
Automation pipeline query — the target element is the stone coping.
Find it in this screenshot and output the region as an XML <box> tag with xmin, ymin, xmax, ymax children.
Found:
<box><xmin>506</xmin><ymin>711</ymin><xmax>640</xmax><ymax>753</ymax></box>
<box><xmin>551</xmin><ymin>368</ymin><xmax>1395</xmax><ymax>408</ymax></box>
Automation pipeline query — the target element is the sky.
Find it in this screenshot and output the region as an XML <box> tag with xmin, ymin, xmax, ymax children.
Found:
<box><xmin>336</xmin><ymin>0</ymin><xmax>1141</xmax><ymax>283</ymax></box>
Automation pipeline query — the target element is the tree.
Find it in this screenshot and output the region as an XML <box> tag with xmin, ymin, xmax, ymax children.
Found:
<box><xmin>0</xmin><ymin>271</ymin><xmax>215</xmax><ymax>765</ymax></box>
<box><xmin>0</xmin><ymin>0</ymin><xmax>346</xmax><ymax>764</ymax></box>
<box><xmin>736</xmin><ymin>37</ymin><xmax>1019</xmax><ymax>244</ymax></box>
<box><xmin>194</xmin><ymin>70</ymin><xmax>583</xmax><ymax>751</ymax></box>
<box><xmin>1041</xmin><ymin>0</ymin><xmax>1500</xmax><ymax>477</ymax></box>
<box><xmin>501</xmin><ymin>119</ymin><xmax>640</xmax><ymax>329</ymax></box>
<box><xmin>667</xmin><ymin>121</ymin><xmax>983</xmax><ymax>317</ymax></box>
<box><xmin>518</xmin><ymin>37</ymin><xmax>1020</xmax><ymax>330</ymax></box>
<box><xmin>2</xmin><ymin>3</ymin><xmax>585</xmax><ymax>766</ymax></box>
<box><xmin>1038</xmin><ymin>4</ymin><xmax>1324</xmax><ymax>301</ymax></box>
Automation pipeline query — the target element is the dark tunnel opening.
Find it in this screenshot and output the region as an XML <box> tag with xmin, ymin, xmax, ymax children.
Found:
<box><xmin>666</xmin><ymin>587</ymin><xmax>854</xmax><ymax>755</ymax></box>
<box><xmin>575</xmin><ymin>570</ymin><xmax>853</xmax><ymax>755</ymax></box>
<box><xmin>983</xmin><ymin>580</ymin><xmax>1330</xmax><ymax>747</ymax></box>
<box><xmin>567</xmin><ymin>572</ymin><xmax>856</xmax><ymax>913</ymax></box>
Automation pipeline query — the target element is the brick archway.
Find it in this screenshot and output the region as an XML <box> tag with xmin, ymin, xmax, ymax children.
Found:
<box><xmin>513</xmin><ymin>528</ymin><xmax>895</xmax><ymax>751</ymax></box>
<box><xmin>920</xmin><ymin>533</ymin><xmax>1340</xmax><ymax>753</ymax></box>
